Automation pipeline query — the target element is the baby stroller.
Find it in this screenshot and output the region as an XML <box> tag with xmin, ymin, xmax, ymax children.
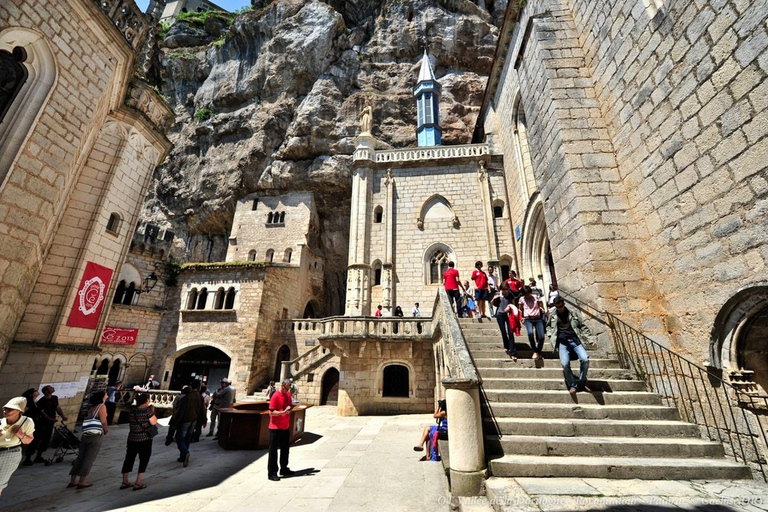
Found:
<box><xmin>45</xmin><ymin>422</ymin><xmax>80</xmax><ymax>466</ymax></box>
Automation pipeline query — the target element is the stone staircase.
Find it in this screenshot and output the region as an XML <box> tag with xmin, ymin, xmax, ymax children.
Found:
<box><xmin>460</xmin><ymin>318</ymin><xmax>752</xmax><ymax>480</ymax></box>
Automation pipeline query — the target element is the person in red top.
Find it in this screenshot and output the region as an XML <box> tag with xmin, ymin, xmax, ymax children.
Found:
<box><xmin>267</xmin><ymin>379</ymin><xmax>295</xmax><ymax>481</ymax></box>
<box><xmin>504</xmin><ymin>270</ymin><xmax>525</xmax><ymax>305</ymax></box>
<box><xmin>471</xmin><ymin>261</ymin><xmax>491</xmax><ymax>318</ymax></box>
<box><xmin>442</xmin><ymin>261</ymin><xmax>465</xmax><ymax>317</ymax></box>
<box><xmin>374</xmin><ymin>305</ymin><xmax>383</xmax><ymax>317</ymax></box>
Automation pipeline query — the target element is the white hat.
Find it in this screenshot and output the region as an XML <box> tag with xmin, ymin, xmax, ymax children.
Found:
<box><xmin>3</xmin><ymin>397</ymin><xmax>27</xmax><ymax>412</ymax></box>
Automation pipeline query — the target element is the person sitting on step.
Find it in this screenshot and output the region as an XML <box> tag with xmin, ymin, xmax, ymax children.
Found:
<box><xmin>413</xmin><ymin>400</ymin><xmax>447</xmax><ymax>461</ymax></box>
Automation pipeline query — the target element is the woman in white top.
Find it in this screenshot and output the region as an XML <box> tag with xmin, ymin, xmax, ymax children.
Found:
<box><xmin>0</xmin><ymin>397</ymin><xmax>35</xmax><ymax>496</ymax></box>
<box><xmin>547</xmin><ymin>283</ymin><xmax>560</xmax><ymax>308</ymax></box>
<box><xmin>519</xmin><ymin>286</ymin><xmax>546</xmax><ymax>359</ymax></box>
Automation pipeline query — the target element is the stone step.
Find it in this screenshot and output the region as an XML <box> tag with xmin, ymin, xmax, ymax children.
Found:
<box><xmin>471</xmin><ymin>348</ymin><xmax>556</xmax><ymax>358</ymax></box>
<box><xmin>484</xmin><ymin>417</ymin><xmax>700</xmax><ymax>438</ymax></box>
<box><xmin>482</xmin><ymin>389</ymin><xmax>663</xmax><ymax>405</ymax></box>
<box><xmin>474</xmin><ymin>357</ymin><xmax>622</xmax><ymax>369</ymax></box>
<box><xmin>485</xmin><ymin>435</ymin><xmax>726</xmax><ymax>459</ymax></box>
<box><xmin>479</xmin><ymin>367</ymin><xmax>633</xmax><ymax>379</ymax></box>
<box><xmin>480</xmin><ymin>378</ymin><xmax>646</xmax><ymax>392</ymax></box>
<box><xmin>488</xmin><ymin>454</ymin><xmax>752</xmax><ymax>480</ymax></box>
<box><xmin>482</xmin><ymin>403</ymin><xmax>680</xmax><ymax>421</ymax></box>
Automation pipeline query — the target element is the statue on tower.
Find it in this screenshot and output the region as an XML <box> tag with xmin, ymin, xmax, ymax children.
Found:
<box><xmin>360</xmin><ymin>103</ymin><xmax>373</xmax><ymax>135</ymax></box>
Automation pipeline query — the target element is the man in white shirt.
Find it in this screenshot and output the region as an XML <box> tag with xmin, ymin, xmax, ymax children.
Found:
<box><xmin>412</xmin><ymin>303</ymin><xmax>421</xmax><ymax>317</ymax></box>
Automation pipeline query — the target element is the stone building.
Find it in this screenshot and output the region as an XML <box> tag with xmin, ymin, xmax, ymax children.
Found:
<box><xmin>476</xmin><ymin>0</ymin><xmax>768</xmax><ymax>387</ymax></box>
<box><xmin>0</xmin><ymin>0</ymin><xmax>172</xmax><ymax>417</ymax></box>
<box><xmin>150</xmin><ymin>192</ymin><xmax>330</xmax><ymax>396</ymax></box>
<box><xmin>345</xmin><ymin>53</ymin><xmax>514</xmax><ymax>318</ymax></box>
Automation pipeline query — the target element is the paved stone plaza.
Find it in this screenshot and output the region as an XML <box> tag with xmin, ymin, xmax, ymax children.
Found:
<box><xmin>1</xmin><ymin>406</ymin><xmax>767</xmax><ymax>512</ymax></box>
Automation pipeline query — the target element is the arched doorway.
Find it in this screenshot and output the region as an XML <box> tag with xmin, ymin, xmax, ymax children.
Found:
<box><xmin>321</xmin><ymin>368</ymin><xmax>339</xmax><ymax>405</ymax></box>
<box><xmin>303</xmin><ymin>301</ymin><xmax>317</xmax><ymax>318</ymax></box>
<box><xmin>274</xmin><ymin>345</ymin><xmax>291</xmax><ymax>382</ymax></box>
<box><xmin>712</xmin><ymin>286</ymin><xmax>768</xmax><ymax>392</ymax></box>
<box><xmin>170</xmin><ymin>346</ymin><xmax>231</xmax><ymax>391</ymax></box>
<box><xmin>522</xmin><ymin>198</ymin><xmax>556</xmax><ymax>294</ymax></box>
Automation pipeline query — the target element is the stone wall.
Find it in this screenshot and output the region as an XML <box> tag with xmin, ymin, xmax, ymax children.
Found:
<box><xmin>226</xmin><ymin>191</ymin><xmax>320</xmax><ymax>264</ymax></box>
<box><xmin>483</xmin><ymin>0</ymin><xmax>768</xmax><ymax>361</ymax></box>
<box><xmin>335</xmin><ymin>339</ymin><xmax>435</xmax><ymax>416</ymax></box>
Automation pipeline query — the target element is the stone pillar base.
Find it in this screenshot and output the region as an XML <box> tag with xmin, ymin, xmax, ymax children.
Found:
<box><xmin>449</xmin><ymin>468</ymin><xmax>486</xmax><ymax>496</ymax></box>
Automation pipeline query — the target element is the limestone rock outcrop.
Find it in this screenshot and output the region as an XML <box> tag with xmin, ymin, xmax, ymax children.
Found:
<box><xmin>145</xmin><ymin>0</ymin><xmax>502</xmax><ymax>312</ymax></box>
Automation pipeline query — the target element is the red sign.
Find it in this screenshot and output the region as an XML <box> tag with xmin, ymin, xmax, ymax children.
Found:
<box><xmin>100</xmin><ymin>326</ymin><xmax>138</xmax><ymax>345</ymax></box>
<box><xmin>66</xmin><ymin>261</ymin><xmax>114</xmax><ymax>329</ymax></box>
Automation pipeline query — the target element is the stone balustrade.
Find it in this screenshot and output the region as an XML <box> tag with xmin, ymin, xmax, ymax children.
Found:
<box><xmin>275</xmin><ymin>317</ymin><xmax>432</xmax><ymax>339</ymax></box>
<box><xmin>116</xmin><ymin>388</ymin><xmax>180</xmax><ymax>407</ymax></box>
<box><xmin>94</xmin><ymin>0</ymin><xmax>150</xmax><ymax>53</ymax></box>
<box><xmin>370</xmin><ymin>143</ymin><xmax>489</xmax><ymax>164</ymax></box>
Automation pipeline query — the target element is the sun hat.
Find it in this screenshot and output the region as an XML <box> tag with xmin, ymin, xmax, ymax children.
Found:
<box><xmin>3</xmin><ymin>397</ymin><xmax>27</xmax><ymax>411</ymax></box>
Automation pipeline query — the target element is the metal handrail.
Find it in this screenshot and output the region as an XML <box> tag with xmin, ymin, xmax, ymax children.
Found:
<box><xmin>561</xmin><ymin>290</ymin><xmax>768</xmax><ymax>481</ymax></box>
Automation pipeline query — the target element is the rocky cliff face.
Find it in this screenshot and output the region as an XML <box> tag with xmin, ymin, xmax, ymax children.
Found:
<box><xmin>145</xmin><ymin>0</ymin><xmax>502</xmax><ymax>313</ymax></box>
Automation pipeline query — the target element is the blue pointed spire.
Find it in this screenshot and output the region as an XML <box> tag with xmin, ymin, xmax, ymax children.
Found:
<box><xmin>413</xmin><ymin>50</ymin><xmax>442</xmax><ymax>147</ymax></box>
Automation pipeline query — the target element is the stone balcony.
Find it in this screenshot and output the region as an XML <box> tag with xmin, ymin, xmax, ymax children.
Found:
<box><xmin>353</xmin><ymin>143</ymin><xmax>490</xmax><ymax>166</ymax></box>
<box><xmin>274</xmin><ymin>316</ymin><xmax>432</xmax><ymax>341</ymax></box>
<box><xmin>95</xmin><ymin>0</ymin><xmax>150</xmax><ymax>53</ymax></box>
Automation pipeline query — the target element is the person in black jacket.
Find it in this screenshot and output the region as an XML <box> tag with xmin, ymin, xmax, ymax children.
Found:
<box><xmin>171</xmin><ymin>381</ymin><xmax>205</xmax><ymax>467</ymax></box>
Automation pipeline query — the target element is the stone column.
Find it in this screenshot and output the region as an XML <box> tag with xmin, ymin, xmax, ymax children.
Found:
<box><xmin>445</xmin><ymin>381</ymin><xmax>485</xmax><ymax>496</ymax></box>
<box><xmin>346</xmin><ymin>135</ymin><xmax>376</xmax><ymax>316</ymax></box>
<box><xmin>477</xmin><ymin>160</ymin><xmax>498</xmax><ymax>263</ymax></box>
<box><xmin>383</xmin><ymin>169</ymin><xmax>395</xmax><ymax>308</ymax></box>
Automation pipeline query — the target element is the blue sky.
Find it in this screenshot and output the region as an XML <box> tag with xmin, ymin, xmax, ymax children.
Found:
<box><xmin>135</xmin><ymin>0</ymin><xmax>253</xmax><ymax>13</ymax></box>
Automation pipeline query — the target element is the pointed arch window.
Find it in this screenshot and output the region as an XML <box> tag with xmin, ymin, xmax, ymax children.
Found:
<box><xmin>266</xmin><ymin>249</ymin><xmax>274</xmax><ymax>262</ymax></box>
<box><xmin>284</xmin><ymin>248</ymin><xmax>292</xmax><ymax>263</ymax></box>
<box><xmin>0</xmin><ymin>47</ymin><xmax>28</xmax><ymax>124</ymax></box>
<box><xmin>248</xmin><ymin>250</ymin><xmax>257</xmax><ymax>261</ymax></box>
<box><xmin>279</xmin><ymin>212</ymin><xmax>285</xmax><ymax>223</ymax></box>
<box><xmin>186</xmin><ymin>288</ymin><xmax>198</xmax><ymax>310</ymax></box>
<box><xmin>268</xmin><ymin>212</ymin><xmax>274</xmax><ymax>223</ymax></box>
<box><xmin>372</xmin><ymin>261</ymin><xmax>382</xmax><ymax>286</ymax></box>
<box><xmin>374</xmin><ymin>206</ymin><xmax>383</xmax><ymax>223</ymax></box>
<box><xmin>113</xmin><ymin>280</ymin><xmax>126</xmax><ymax>304</ymax></box>
<box><xmin>429</xmin><ymin>250</ymin><xmax>450</xmax><ymax>285</ymax></box>
<box><xmin>214</xmin><ymin>287</ymin><xmax>225</xmax><ymax>310</ymax></box>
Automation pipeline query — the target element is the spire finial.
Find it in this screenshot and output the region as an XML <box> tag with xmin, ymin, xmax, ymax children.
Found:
<box><xmin>417</xmin><ymin>50</ymin><xmax>436</xmax><ymax>83</ymax></box>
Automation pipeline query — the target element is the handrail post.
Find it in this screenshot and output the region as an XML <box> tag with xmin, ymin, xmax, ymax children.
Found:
<box><xmin>280</xmin><ymin>360</ymin><xmax>292</xmax><ymax>383</ymax></box>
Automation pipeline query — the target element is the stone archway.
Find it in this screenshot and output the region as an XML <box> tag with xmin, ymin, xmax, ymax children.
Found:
<box><xmin>170</xmin><ymin>346</ymin><xmax>231</xmax><ymax>391</ymax></box>
<box><xmin>711</xmin><ymin>285</ymin><xmax>768</xmax><ymax>392</ymax></box>
<box><xmin>321</xmin><ymin>368</ymin><xmax>339</xmax><ymax>405</ymax></box>
<box><xmin>521</xmin><ymin>197</ymin><xmax>556</xmax><ymax>294</ymax></box>
<box><xmin>274</xmin><ymin>345</ymin><xmax>291</xmax><ymax>382</ymax></box>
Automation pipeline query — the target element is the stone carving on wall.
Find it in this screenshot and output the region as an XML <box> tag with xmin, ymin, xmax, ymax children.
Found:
<box><xmin>125</xmin><ymin>80</ymin><xmax>175</xmax><ymax>134</ymax></box>
<box><xmin>360</xmin><ymin>104</ymin><xmax>373</xmax><ymax>135</ymax></box>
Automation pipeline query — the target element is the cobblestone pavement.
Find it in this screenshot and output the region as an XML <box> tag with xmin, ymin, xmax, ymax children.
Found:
<box><xmin>1</xmin><ymin>406</ymin><xmax>448</xmax><ymax>512</ymax></box>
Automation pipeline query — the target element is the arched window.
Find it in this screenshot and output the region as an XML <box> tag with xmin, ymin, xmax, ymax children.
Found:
<box><xmin>492</xmin><ymin>200</ymin><xmax>504</xmax><ymax>218</ymax></box>
<box><xmin>96</xmin><ymin>358</ymin><xmax>110</xmax><ymax>376</ymax></box>
<box><xmin>267</xmin><ymin>212</ymin><xmax>274</xmax><ymax>223</ymax></box>
<box><xmin>0</xmin><ymin>47</ymin><xmax>28</xmax><ymax>124</ymax></box>
<box><xmin>266</xmin><ymin>249</ymin><xmax>274</xmax><ymax>262</ymax></box>
<box><xmin>0</xmin><ymin>31</ymin><xmax>56</xmax><ymax>188</ymax></box>
<box><xmin>225</xmin><ymin>287</ymin><xmax>236</xmax><ymax>309</ymax></box>
<box><xmin>214</xmin><ymin>287</ymin><xmax>225</xmax><ymax>309</ymax></box>
<box><xmin>429</xmin><ymin>250</ymin><xmax>450</xmax><ymax>285</ymax></box>
<box><xmin>106</xmin><ymin>212</ymin><xmax>122</xmax><ymax>234</ymax></box>
<box><xmin>122</xmin><ymin>282</ymin><xmax>136</xmax><ymax>305</ymax></box>
<box><xmin>252</xmin><ymin>199</ymin><xmax>258</xmax><ymax>210</ymax></box>
<box><xmin>113</xmin><ymin>280</ymin><xmax>126</xmax><ymax>304</ymax></box>
<box><xmin>372</xmin><ymin>261</ymin><xmax>382</xmax><ymax>286</ymax></box>
<box><xmin>284</xmin><ymin>248</ymin><xmax>292</xmax><ymax>263</ymax></box>
<box><xmin>196</xmin><ymin>288</ymin><xmax>208</xmax><ymax>310</ymax></box>
<box><xmin>279</xmin><ymin>212</ymin><xmax>285</xmax><ymax>223</ymax></box>
<box><xmin>382</xmin><ymin>364</ymin><xmax>409</xmax><ymax>397</ymax></box>
<box><xmin>374</xmin><ymin>206</ymin><xmax>383</xmax><ymax>223</ymax></box>
<box><xmin>186</xmin><ymin>288</ymin><xmax>198</xmax><ymax>310</ymax></box>
<box><xmin>248</xmin><ymin>250</ymin><xmax>257</xmax><ymax>261</ymax></box>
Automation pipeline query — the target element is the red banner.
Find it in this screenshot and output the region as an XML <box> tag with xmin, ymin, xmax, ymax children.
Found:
<box><xmin>101</xmin><ymin>326</ymin><xmax>138</xmax><ymax>345</ymax></box>
<box><xmin>66</xmin><ymin>261</ymin><xmax>113</xmax><ymax>329</ymax></box>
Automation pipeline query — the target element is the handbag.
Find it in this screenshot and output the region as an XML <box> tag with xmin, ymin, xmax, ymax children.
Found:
<box><xmin>146</xmin><ymin>424</ymin><xmax>159</xmax><ymax>438</ymax></box>
<box><xmin>82</xmin><ymin>405</ymin><xmax>104</xmax><ymax>436</ymax></box>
